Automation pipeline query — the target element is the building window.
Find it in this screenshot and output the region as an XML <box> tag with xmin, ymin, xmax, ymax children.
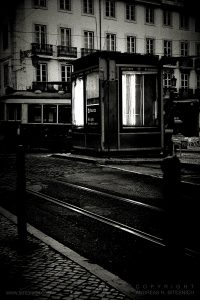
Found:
<box><xmin>33</xmin><ymin>0</ymin><xmax>47</xmax><ymax>8</ymax></box>
<box><xmin>36</xmin><ymin>63</ymin><xmax>47</xmax><ymax>82</ymax></box>
<box><xmin>28</xmin><ymin>105</ymin><xmax>42</xmax><ymax>123</ymax></box>
<box><xmin>59</xmin><ymin>0</ymin><xmax>71</xmax><ymax>11</ymax></box>
<box><xmin>3</xmin><ymin>63</ymin><xmax>9</xmax><ymax>87</ymax></box>
<box><xmin>35</xmin><ymin>24</ymin><xmax>47</xmax><ymax>45</ymax></box>
<box><xmin>58</xmin><ymin>105</ymin><xmax>71</xmax><ymax>123</ymax></box>
<box><xmin>61</xmin><ymin>65</ymin><xmax>72</xmax><ymax>82</ymax></box>
<box><xmin>181</xmin><ymin>73</ymin><xmax>189</xmax><ymax>89</ymax></box>
<box><xmin>60</xmin><ymin>28</ymin><xmax>71</xmax><ymax>46</ymax></box>
<box><xmin>196</xmin><ymin>43</ymin><xmax>200</xmax><ymax>56</ymax></box>
<box><xmin>180</xmin><ymin>14</ymin><xmax>189</xmax><ymax>30</ymax></box>
<box><xmin>145</xmin><ymin>7</ymin><xmax>154</xmax><ymax>24</ymax></box>
<box><xmin>7</xmin><ymin>104</ymin><xmax>21</xmax><ymax>121</ymax></box>
<box><xmin>127</xmin><ymin>36</ymin><xmax>136</xmax><ymax>53</ymax></box>
<box><xmin>163</xmin><ymin>72</ymin><xmax>172</xmax><ymax>89</ymax></box>
<box><xmin>126</xmin><ymin>3</ymin><xmax>135</xmax><ymax>21</ymax></box>
<box><xmin>2</xmin><ymin>24</ymin><xmax>9</xmax><ymax>50</ymax></box>
<box><xmin>164</xmin><ymin>40</ymin><xmax>172</xmax><ymax>56</ymax></box>
<box><xmin>105</xmin><ymin>0</ymin><xmax>115</xmax><ymax>18</ymax></box>
<box><xmin>122</xmin><ymin>72</ymin><xmax>157</xmax><ymax>127</ymax></box>
<box><xmin>84</xmin><ymin>31</ymin><xmax>94</xmax><ymax>49</ymax></box>
<box><xmin>83</xmin><ymin>0</ymin><xmax>93</xmax><ymax>14</ymax></box>
<box><xmin>180</xmin><ymin>41</ymin><xmax>189</xmax><ymax>56</ymax></box>
<box><xmin>146</xmin><ymin>38</ymin><xmax>154</xmax><ymax>55</ymax></box>
<box><xmin>106</xmin><ymin>33</ymin><xmax>116</xmax><ymax>51</ymax></box>
<box><xmin>163</xmin><ymin>10</ymin><xmax>172</xmax><ymax>26</ymax></box>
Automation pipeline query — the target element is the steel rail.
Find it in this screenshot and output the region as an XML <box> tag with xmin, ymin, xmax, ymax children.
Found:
<box><xmin>27</xmin><ymin>188</ymin><xmax>165</xmax><ymax>247</ymax></box>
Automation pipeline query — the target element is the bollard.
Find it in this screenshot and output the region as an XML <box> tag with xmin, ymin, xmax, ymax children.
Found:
<box><xmin>16</xmin><ymin>144</ymin><xmax>27</xmax><ymax>245</ymax></box>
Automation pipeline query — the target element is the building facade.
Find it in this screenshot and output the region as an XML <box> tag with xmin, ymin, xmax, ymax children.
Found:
<box><xmin>0</xmin><ymin>0</ymin><xmax>200</xmax><ymax>151</ymax></box>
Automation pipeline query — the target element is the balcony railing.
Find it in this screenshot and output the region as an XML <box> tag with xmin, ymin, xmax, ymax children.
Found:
<box><xmin>81</xmin><ymin>48</ymin><xmax>98</xmax><ymax>57</ymax></box>
<box><xmin>32</xmin><ymin>43</ymin><xmax>53</xmax><ymax>56</ymax></box>
<box><xmin>179</xmin><ymin>58</ymin><xmax>193</xmax><ymax>69</ymax></box>
<box><xmin>179</xmin><ymin>88</ymin><xmax>194</xmax><ymax>98</ymax></box>
<box><xmin>32</xmin><ymin>81</ymin><xmax>71</xmax><ymax>93</ymax></box>
<box><xmin>57</xmin><ymin>45</ymin><xmax>77</xmax><ymax>58</ymax></box>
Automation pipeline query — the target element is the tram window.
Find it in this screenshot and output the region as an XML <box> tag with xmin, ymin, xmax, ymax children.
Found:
<box><xmin>28</xmin><ymin>104</ymin><xmax>42</xmax><ymax>123</ymax></box>
<box><xmin>58</xmin><ymin>105</ymin><xmax>71</xmax><ymax>123</ymax></box>
<box><xmin>43</xmin><ymin>105</ymin><xmax>57</xmax><ymax>123</ymax></box>
<box><xmin>7</xmin><ymin>104</ymin><xmax>21</xmax><ymax>121</ymax></box>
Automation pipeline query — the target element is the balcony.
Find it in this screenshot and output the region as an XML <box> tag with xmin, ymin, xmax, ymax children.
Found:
<box><xmin>32</xmin><ymin>81</ymin><xmax>71</xmax><ymax>93</ymax></box>
<box><xmin>179</xmin><ymin>88</ymin><xmax>194</xmax><ymax>98</ymax></box>
<box><xmin>179</xmin><ymin>58</ymin><xmax>193</xmax><ymax>69</ymax></box>
<box><xmin>57</xmin><ymin>46</ymin><xmax>77</xmax><ymax>58</ymax></box>
<box><xmin>32</xmin><ymin>43</ymin><xmax>53</xmax><ymax>56</ymax></box>
<box><xmin>81</xmin><ymin>48</ymin><xmax>98</xmax><ymax>57</ymax></box>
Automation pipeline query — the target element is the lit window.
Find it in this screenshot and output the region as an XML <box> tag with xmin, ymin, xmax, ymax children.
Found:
<box><xmin>163</xmin><ymin>40</ymin><xmax>172</xmax><ymax>56</ymax></box>
<box><xmin>83</xmin><ymin>0</ymin><xmax>93</xmax><ymax>14</ymax></box>
<box><xmin>146</xmin><ymin>7</ymin><xmax>154</xmax><ymax>24</ymax></box>
<box><xmin>126</xmin><ymin>4</ymin><xmax>135</xmax><ymax>21</ymax></box>
<box><xmin>72</xmin><ymin>78</ymin><xmax>84</xmax><ymax>126</ymax></box>
<box><xmin>127</xmin><ymin>36</ymin><xmax>136</xmax><ymax>53</ymax></box>
<box><xmin>122</xmin><ymin>72</ymin><xmax>157</xmax><ymax>127</ymax></box>
<box><xmin>105</xmin><ymin>0</ymin><xmax>115</xmax><ymax>18</ymax></box>
<box><xmin>106</xmin><ymin>33</ymin><xmax>116</xmax><ymax>51</ymax></box>
<box><xmin>59</xmin><ymin>0</ymin><xmax>71</xmax><ymax>10</ymax></box>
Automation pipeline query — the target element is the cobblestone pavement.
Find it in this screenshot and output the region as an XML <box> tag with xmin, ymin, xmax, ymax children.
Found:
<box><xmin>0</xmin><ymin>212</ymin><xmax>131</xmax><ymax>300</ymax></box>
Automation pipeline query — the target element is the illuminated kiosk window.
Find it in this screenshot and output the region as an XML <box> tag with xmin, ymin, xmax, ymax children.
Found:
<box><xmin>122</xmin><ymin>72</ymin><xmax>157</xmax><ymax>127</ymax></box>
<box><xmin>86</xmin><ymin>72</ymin><xmax>99</xmax><ymax>126</ymax></box>
<box><xmin>72</xmin><ymin>77</ymin><xmax>84</xmax><ymax>126</ymax></box>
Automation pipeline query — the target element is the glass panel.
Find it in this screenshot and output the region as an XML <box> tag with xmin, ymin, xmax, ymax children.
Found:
<box><xmin>72</xmin><ymin>78</ymin><xmax>84</xmax><ymax>126</ymax></box>
<box><xmin>28</xmin><ymin>105</ymin><xmax>42</xmax><ymax>123</ymax></box>
<box><xmin>43</xmin><ymin>105</ymin><xmax>57</xmax><ymax>123</ymax></box>
<box><xmin>58</xmin><ymin>105</ymin><xmax>71</xmax><ymax>123</ymax></box>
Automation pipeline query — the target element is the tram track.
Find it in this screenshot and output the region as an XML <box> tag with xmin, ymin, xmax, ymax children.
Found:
<box><xmin>0</xmin><ymin>177</ymin><xmax>199</xmax><ymax>259</ymax></box>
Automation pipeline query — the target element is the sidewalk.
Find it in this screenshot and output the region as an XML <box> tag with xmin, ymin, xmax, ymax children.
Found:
<box><xmin>0</xmin><ymin>207</ymin><xmax>135</xmax><ymax>300</ymax></box>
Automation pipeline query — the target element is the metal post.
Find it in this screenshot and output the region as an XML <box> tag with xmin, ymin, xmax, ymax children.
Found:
<box><xmin>16</xmin><ymin>144</ymin><xmax>27</xmax><ymax>244</ymax></box>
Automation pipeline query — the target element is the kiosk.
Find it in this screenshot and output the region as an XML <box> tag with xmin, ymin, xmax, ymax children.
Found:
<box><xmin>72</xmin><ymin>51</ymin><xmax>162</xmax><ymax>156</ymax></box>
